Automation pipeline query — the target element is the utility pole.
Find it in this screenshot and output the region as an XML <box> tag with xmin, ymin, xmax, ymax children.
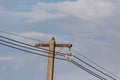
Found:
<box><xmin>35</xmin><ymin>37</ymin><xmax>72</xmax><ymax>80</ymax></box>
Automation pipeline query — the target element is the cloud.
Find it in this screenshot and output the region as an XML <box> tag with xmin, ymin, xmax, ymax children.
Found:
<box><xmin>0</xmin><ymin>1</ymin><xmax>119</xmax><ymax>80</ymax></box>
<box><xmin>0</xmin><ymin>54</ymin><xmax>46</xmax><ymax>71</ymax></box>
<box><xmin>20</xmin><ymin>32</ymin><xmax>52</xmax><ymax>38</ymax></box>
<box><xmin>0</xmin><ymin>5</ymin><xmax>6</xmax><ymax>15</ymax></box>
<box><xmin>0</xmin><ymin>0</ymin><xmax>114</xmax><ymax>23</ymax></box>
<box><xmin>106</xmin><ymin>30</ymin><xmax>120</xmax><ymax>38</ymax></box>
<box><xmin>0</xmin><ymin>56</ymin><xmax>15</xmax><ymax>62</ymax></box>
<box><xmin>55</xmin><ymin>69</ymin><xmax>99</xmax><ymax>80</ymax></box>
<box><xmin>26</xmin><ymin>0</ymin><xmax>113</xmax><ymax>21</ymax></box>
<box><xmin>58</xmin><ymin>0</ymin><xmax>113</xmax><ymax>20</ymax></box>
<box><xmin>15</xmin><ymin>10</ymin><xmax>65</xmax><ymax>23</ymax></box>
<box><xmin>0</xmin><ymin>5</ymin><xmax>4</xmax><ymax>11</ymax></box>
<box><xmin>17</xmin><ymin>32</ymin><xmax>54</xmax><ymax>43</ymax></box>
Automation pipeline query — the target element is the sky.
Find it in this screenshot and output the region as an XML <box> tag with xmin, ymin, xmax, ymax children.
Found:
<box><xmin>0</xmin><ymin>0</ymin><xmax>120</xmax><ymax>80</ymax></box>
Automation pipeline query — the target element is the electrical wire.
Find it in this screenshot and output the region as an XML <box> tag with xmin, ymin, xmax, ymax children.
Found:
<box><xmin>0</xmin><ymin>30</ymin><xmax>48</xmax><ymax>43</ymax></box>
<box><xmin>0</xmin><ymin>42</ymin><xmax>67</xmax><ymax>61</ymax></box>
<box><xmin>0</xmin><ymin>39</ymin><xmax>50</xmax><ymax>54</ymax></box>
<box><xmin>0</xmin><ymin>35</ymin><xmax>68</xmax><ymax>60</ymax></box>
<box><xmin>0</xmin><ymin>32</ymin><xmax>74</xmax><ymax>57</ymax></box>
<box><xmin>0</xmin><ymin>35</ymin><xmax>67</xmax><ymax>57</ymax></box>
<box><xmin>0</xmin><ymin>39</ymin><xmax>106</xmax><ymax>80</ymax></box>
<box><xmin>0</xmin><ymin>35</ymin><xmax>117</xmax><ymax>79</ymax></box>
<box><xmin>74</xmin><ymin>56</ymin><xmax>116</xmax><ymax>80</ymax></box>
<box><xmin>0</xmin><ymin>35</ymin><xmax>50</xmax><ymax>51</ymax></box>
<box><xmin>71</xmin><ymin>60</ymin><xmax>106</xmax><ymax>80</ymax></box>
<box><xmin>0</xmin><ymin>31</ymin><xmax>73</xmax><ymax>56</ymax></box>
<box><xmin>72</xmin><ymin>48</ymin><xmax>119</xmax><ymax>79</ymax></box>
<box><xmin>0</xmin><ymin>31</ymin><xmax>118</xmax><ymax>80</ymax></box>
<box><xmin>0</xmin><ymin>39</ymin><xmax>108</xmax><ymax>80</ymax></box>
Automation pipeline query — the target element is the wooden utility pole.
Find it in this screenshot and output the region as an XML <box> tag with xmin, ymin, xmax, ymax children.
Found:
<box><xmin>35</xmin><ymin>37</ymin><xmax>72</xmax><ymax>80</ymax></box>
<box><xmin>47</xmin><ymin>37</ymin><xmax>55</xmax><ymax>80</ymax></box>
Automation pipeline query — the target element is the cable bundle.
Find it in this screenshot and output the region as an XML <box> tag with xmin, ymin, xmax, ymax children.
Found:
<box><xmin>0</xmin><ymin>30</ymin><xmax>119</xmax><ymax>80</ymax></box>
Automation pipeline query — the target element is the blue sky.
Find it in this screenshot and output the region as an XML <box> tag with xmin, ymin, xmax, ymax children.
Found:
<box><xmin>0</xmin><ymin>0</ymin><xmax>120</xmax><ymax>80</ymax></box>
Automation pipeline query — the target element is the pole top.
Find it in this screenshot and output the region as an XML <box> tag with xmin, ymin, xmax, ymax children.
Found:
<box><xmin>51</xmin><ymin>37</ymin><xmax>55</xmax><ymax>40</ymax></box>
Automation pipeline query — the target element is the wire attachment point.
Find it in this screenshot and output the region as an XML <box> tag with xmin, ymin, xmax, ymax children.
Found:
<box><xmin>65</xmin><ymin>47</ymin><xmax>73</xmax><ymax>62</ymax></box>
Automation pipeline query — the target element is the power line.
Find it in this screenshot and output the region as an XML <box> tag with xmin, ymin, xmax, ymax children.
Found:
<box><xmin>72</xmin><ymin>48</ymin><xmax>119</xmax><ymax>79</ymax></box>
<box><xmin>0</xmin><ymin>35</ymin><xmax>106</xmax><ymax>79</ymax></box>
<box><xmin>0</xmin><ymin>31</ymin><xmax>118</xmax><ymax>80</ymax></box>
<box><xmin>0</xmin><ymin>39</ymin><xmax>50</xmax><ymax>54</ymax></box>
<box><xmin>71</xmin><ymin>60</ymin><xmax>106</xmax><ymax>80</ymax></box>
<box><xmin>0</xmin><ymin>31</ymin><xmax>69</xmax><ymax>56</ymax></box>
<box><xmin>0</xmin><ymin>30</ymin><xmax>48</xmax><ymax>43</ymax></box>
<box><xmin>0</xmin><ymin>35</ymin><xmax>117</xmax><ymax>80</ymax></box>
<box><xmin>0</xmin><ymin>35</ymin><xmax>52</xmax><ymax>53</ymax></box>
<box><xmin>0</xmin><ymin>42</ymin><xmax>67</xmax><ymax>61</ymax></box>
<box><xmin>74</xmin><ymin>56</ymin><xmax>116</xmax><ymax>80</ymax></box>
<box><xmin>0</xmin><ymin>39</ymin><xmax>107</xmax><ymax>80</ymax></box>
<box><xmin>0</xmin><ymin>35</ymin><xmax>50</xmax><ymax>51</ymax></box>
<box><xmin>0</xmin><ymin>35</ymin><xmax>67</xmax><ymax>57</ymax></box>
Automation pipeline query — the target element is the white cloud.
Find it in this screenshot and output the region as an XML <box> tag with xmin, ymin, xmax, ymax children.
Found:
<box><xmin>0</xmin><ymin>5</ymin><xmax>4</xmax><ymax>11</ymax></box>
<box><xmin>18</xmin><ymin>32</ymin><xmax>54</xmax><ymax>43</ymax></box>
<box><xmin>0</xmin><ymin>0</ymin><xmax>113</xmax><ymax>22</ymax></box>
<box><xmin>106</xmin><ymin>30</ymin><xmax>120</xmax><ymax>38</ymax></box>
<box><xmin>20</xmin><ymin>32</ymin><xmax>52</xmax><ymax>38</ymax></box>
<box><xmin>58</xmin><ymin>0</ymin><xmax>113</xmax><ymax>20</ymax></box>
<box><xmin>0</xmin><ymin>56</ymin><xmax>15</xmax><ymax>62</ymax></box>
<box><xmin>0</xmin><ymin>5</ymin><xmax>6</xmax><ymax>15</ymax></box>
<box><xmin>0</xmin><ymin>1</ymin><xmax>119</xmax><ymax>79</ymax></box>
<box><xmin>15</xmin><ymin>10</ymin><xmax>65</xmax><ymax>23</ymax></box>
<box><xmin>56</xmin><ymin>69</ymin><xmax>99</xmax><ymax>80</ymax></box>
<box><xmin>28</xmin><ymin>0</ymin><xmax>113</xmax><ymax>22</ymax></box>
<box><xmin>0</xmin><ymin>55</ymin><xmax>46</xmax><ymax>71</ymax></box>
